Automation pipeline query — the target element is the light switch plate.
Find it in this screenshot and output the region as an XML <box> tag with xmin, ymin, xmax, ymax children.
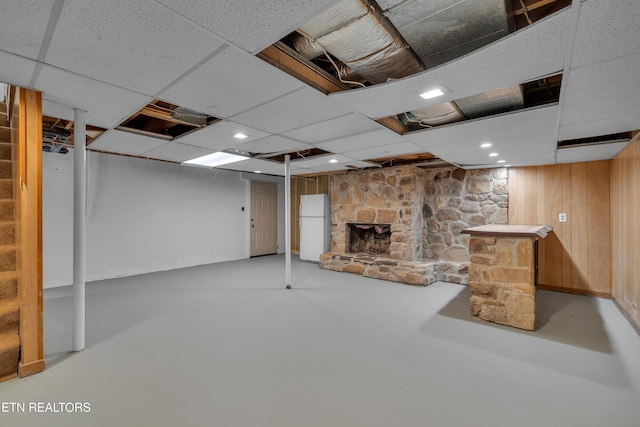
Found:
<box><xmin>559</xmin><ymin>213</ymin><xmax>567</xmax><ymax>223</ymax></box>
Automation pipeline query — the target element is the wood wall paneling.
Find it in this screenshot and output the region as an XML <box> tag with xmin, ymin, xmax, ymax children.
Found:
<box><xmin>611</xmin><ymin>138</ymin><xmax>640</xmax><ymax>331</ymax></box>
<box><xmin>508</xmin><ymin>161</ymin><xmax>611</xmax><ymax>297</ymax></box>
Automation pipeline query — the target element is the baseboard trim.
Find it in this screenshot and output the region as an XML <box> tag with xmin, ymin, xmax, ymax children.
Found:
<box><xmin>613</xmin><ymin>298</ymin><xmax>640</xmax><ymax>336</ymax></box>
<box><xmin>538</xmin><ymin>284</ymin><xmax>611</xmax><ymax>299</ymax></box>
<box><xmin>0</xmin><ymin>372</ymin><xmax>17</xmax><ymax>383</ymax></box>
<box><xmin>18</xmin><ymin>359</ymin><xmax>45</xmax><ymax>378</ymax></box>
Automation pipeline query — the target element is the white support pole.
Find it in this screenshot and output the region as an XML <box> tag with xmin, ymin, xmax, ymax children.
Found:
<box><xmin>284</xmin><ymin>155</ymin><xmax>292</xmax><ymax>289</ymax></box>
<box><xmin>73</xmin><ymin>108</ymin><xmax>86</xmax><ymax>351</ymax></box>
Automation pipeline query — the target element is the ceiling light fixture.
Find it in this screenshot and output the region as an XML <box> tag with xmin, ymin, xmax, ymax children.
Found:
<box><xmin>481</xmin><ymin>143</ymin><xmax>492</xmax><ymax>148</ymax></box>
<box><xmin>497</xmin><ymin>160</ymin><xmax>506</xmax><ymax>163</ymax></box>
<box><xmin>233</xmin><ymin>132</ymin><xmax>248</xmax><ymax>139</ymax></box>
<box><xmin>182</xmin><ymin>152</ymin><xmax>248</xmax><ymax>167</ymax></box>
<box><xmin>328</xmin><ymin>158</ymin><xmax>339</xmax><ymax>163</ymax></box>
<box><xmin>419</xmin><ymin>88</ymin><xmax>445</xmax><ymax>100</ymax></box>
<box><xmin>254</xmin><ymin>170</ymin><xmax>262</xmax><ymax>174</ymax></box>
<box><xmin>489</xmin><ymin>152</ymin><xmax>499</xmax><ymax>157</ymax></box>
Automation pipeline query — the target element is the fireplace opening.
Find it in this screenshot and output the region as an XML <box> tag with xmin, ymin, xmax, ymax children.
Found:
<box><xmin>348</xmin><ymin>223</ymin><xmax>391</xmax><ymax>256</ymax></box>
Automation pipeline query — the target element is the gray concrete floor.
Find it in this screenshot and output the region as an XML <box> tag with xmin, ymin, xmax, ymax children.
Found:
<box><xmin>1</xmin><ymin>254</ymin><xmax>639</xmax><ymax>426</ymax></box>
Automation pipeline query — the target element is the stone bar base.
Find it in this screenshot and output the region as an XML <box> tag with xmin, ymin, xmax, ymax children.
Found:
<box><xmin>319</xmin><ymin>252</ymin><xmax>469</xmax><ymax>286</ymax></box>
<box><xmin>468</xmin><ymin>236</ymin><xmax>536</xmax><ymax>330</ymax></box>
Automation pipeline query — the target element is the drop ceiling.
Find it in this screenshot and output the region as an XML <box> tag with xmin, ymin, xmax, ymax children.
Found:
<box><xmin>0</xmin><ymin>0</ymin><xmax>638</xmax><ymax>176</ymax></box>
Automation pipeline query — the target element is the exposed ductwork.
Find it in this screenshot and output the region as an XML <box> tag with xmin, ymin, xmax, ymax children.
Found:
<box><xmin>294</xmin><ymin>0</ymin><xmax>424</xmax><ymax>85</ymax></box>
<box><xmin>279</xmin><ymin>0</ymin><xmax>565</xmax><ymax>131</ymax></box>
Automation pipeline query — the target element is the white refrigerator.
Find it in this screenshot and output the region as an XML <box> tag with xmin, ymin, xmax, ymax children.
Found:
<box><xmin>299</xmin><ymin>194</ymin><xmax>331</xmax><ymax>262</ymax></box>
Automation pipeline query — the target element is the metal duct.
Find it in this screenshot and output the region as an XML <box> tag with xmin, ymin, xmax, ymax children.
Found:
<box><xmin>455</xmin><ymin>85</ymin><xmax>524</xmax><ymax>119</ymax></box>
<box><xmin>406</xmin><ymin>102</ymin><xmax>466</xmax><ymax>126</ymax></box>
<box><xmin>381</xmin><ymin>0</ymin><xmax>511</xmax><ymax>69</ymax></box>
<box><xmin>297</xmin><ymin>0</ymin><xmax>424</xmax><ymax>84</ymax></box>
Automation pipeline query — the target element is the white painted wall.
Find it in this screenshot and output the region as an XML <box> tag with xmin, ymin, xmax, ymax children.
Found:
<box><xmin>43</xmin><ymin>150</ymin><xmax>284</xmax><ymax>288</ymax></box>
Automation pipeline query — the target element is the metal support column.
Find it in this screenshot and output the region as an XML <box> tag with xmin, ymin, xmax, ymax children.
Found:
<box><xmin>285</xmin><ymin>155</ymin><xmax>292</xmax><ymax>289</ymax></box>
<box><xmin>73</xmin><ymin>108</ymin><xmax>86</xmax><ymax>351</ymax></box>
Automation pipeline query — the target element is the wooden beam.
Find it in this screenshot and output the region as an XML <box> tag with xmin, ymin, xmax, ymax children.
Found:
<box><xmin>512</xmin><ymin>0</ymin><xmax>560</xmax><ymax>16</ymax></box>
<box><xmin>258</xmin><ymin>44</ymin><xmax>348</xmax><ymax>95</ymax></box>
<box><xmin>17</xmin><ymin>88</ymin><xmax>44</xmax><ymax>377</ymax></box>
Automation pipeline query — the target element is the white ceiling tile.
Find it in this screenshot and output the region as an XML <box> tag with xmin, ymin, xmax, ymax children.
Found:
<box><xmin>159</xmin><ymin>45</ymin><xmax>304</xmax><ymax>119</ymax></box>
<box><xmin>217</xmin><ymin>158</ymin><xmax>284</xmax><ymax>174</ymax></box>
<box><xmin>330</xmin><ymin>9</ymin><xmax>569</xmax><ymax>119</ymax></box>
<box><xmin>345</xmin><ymin>141</ymin><xmax>424</xmax><ymax>161</ymax></box>
<box><xmin>141</xmin><ymin>142</ymin><xmax>213</xmax><ymax>163</ymax></box>
<box><xmin>0</xmin><ymin>0</ymin><xmax>54</xmax><ymax>60</ymax></box>
<box><xmin>463</xmin><ymin>152</ymin><xmax>556</xmax><ymax>169</ymax></box>
<box><xmin>88</xmin><ymin>130</ymin><xmax>167</xmax><ymax>155</ymax></box>
<box><xmin>314</xmin><ymin>128</ymin><xmax>407</xmax><ymax>154</ymax></box>
<box><xmin>236</xmin><ymin>136</ymin><xmax>311</xmax><ymax>155</ymax></box>
<box><xmin>556</xmin><ymin>141</ymin><xmax>630</xmax><ymax>164</ymax></box>
<box><xmin>42</xmin><ymin>100</ymin><xmax>122</xmax><ymax>129</ymax></box>
<box><xmin>563</xmin><ymin>52</ymin><xmax>640</xmax><ymax>106</ymax></box>
<box><xmin>571</xmin><ymin>0</ymin><xmax>640</xmax><ymax>68</ymax></box>
<box><xmin>231</xmin><ymin>87</ymin><xmax>353</xmax><ymax>134</ymax></box>
<box><xmin>561</xmin><ymin>91</ymin><xmax>640</xmax><ymax>127</ymax></box>
<box><xmin>281</xmin><ymin>113</ymin><xmax>381</xmax><ymax>144</ymax></box>
<box><xmin>290</xmin><ymin>154</ymin><xmax>354</xmax><ymax>169</ymax></box>
<box><xmin>176</xmin><ymin>120</ymin><xmax>271</xmax><ymax>152</ymax></box>
<box><xmin>559</xmin><ymin>112</ymin><xmax>640</xmax><ymax>141</ymax></box>
<box><xmin>35</xmin><ymin>65</ymin><xmax>151</xmax><ymax>120</ymax></box>
<box><xmin>406</xmin><ymin>105</ymin><xmax>559</xmax><ymax>149</ymax></box>
<box><xmin>155</xmin><ymin>0</ymin><xmax>341</xmax><ymax>53</ymax></box>
<box><xmin>426</xmin><ymin>133</ymin><xmax>556</xmax><ymax>158</ymax></box>
<box><xmin>0</xmin><ymin>52</ymin><xmax>37</xmax><ymax>87</ymax></box>
<box><xmin>45</xmin><ymin>0</ymin><xmax>226</xmax><ymax>95</ymax></box>
<box><xmin>442</xmin><ymin>140</ymin><xmax>555</xmax><ymax>166</ymax></box>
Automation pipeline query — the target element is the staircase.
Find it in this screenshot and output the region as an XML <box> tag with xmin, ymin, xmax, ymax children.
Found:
<box><xmin>0</xmin><ymin>102</ymin><xmax>20</xmax><ymax>382</ymax></box>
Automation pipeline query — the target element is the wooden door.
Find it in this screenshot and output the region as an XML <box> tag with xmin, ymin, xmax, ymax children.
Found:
<box><xmin>250</xmin><ymin>181</ymin><xmax>277</xmax><ymax>257</ymax></box>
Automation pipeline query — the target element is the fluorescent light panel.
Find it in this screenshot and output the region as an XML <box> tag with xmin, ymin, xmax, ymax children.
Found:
<box><xmin>183</xmin><ymin>152</ymin><xmax>248</xmax><ymax>167</ymax></box>
<box><xmin>419</xmin><ymin>88</ymin><xmax>445</xmax><ymax>100</ymax></box>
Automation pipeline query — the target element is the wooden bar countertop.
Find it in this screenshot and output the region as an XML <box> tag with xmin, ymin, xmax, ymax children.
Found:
<box><xmin>461</xmin><ymin>224</ymin><xmax>552</xmax><ymax>239</ymax></box>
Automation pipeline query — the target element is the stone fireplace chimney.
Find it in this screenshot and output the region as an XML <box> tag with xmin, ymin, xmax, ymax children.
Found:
<box><xmin>330</xmin><ymin>165</ymin><xmax>426</xmax><ymax>262</ymax></box>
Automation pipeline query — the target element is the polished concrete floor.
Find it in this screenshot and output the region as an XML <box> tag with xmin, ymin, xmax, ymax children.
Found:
<box><xmin>1</xmin><ymin>255</ymin><xmax>639</xmax><ymax>426</ymax></box>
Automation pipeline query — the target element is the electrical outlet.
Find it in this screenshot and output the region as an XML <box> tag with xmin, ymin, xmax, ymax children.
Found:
<box><xmin>559</xmin><ymin>213</ymin><xmax>567</xmax><ymax>223</ymax></box>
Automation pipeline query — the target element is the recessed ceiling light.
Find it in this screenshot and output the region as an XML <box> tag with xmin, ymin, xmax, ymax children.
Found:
<box><xmin>233</xmin><ymin>132</ymin><xmax>248</xmax><ymax>139</ymax></box>
<box><xmin>419</xmin><ymin>88</ymin><xmax>445</xmax><ymax>100</ymax></box>
<box><xmin>489</xmin><ymin>152</ymin><xmax>499</xmax><ymax>157</ymax></box>
<box><xmin>328</xmin><ymin>158</ymin><xmax>339</xmax><ymax>163</ymax></box>
<box><xmin>182</xmin><ymin>152</ymin><xmax>248</xmax><ymax>167</ymax></box>
<box><xmin>481</xmin><ymin>143</ymin><xmax>492</xmax><ymax>148</ymax></box>
<box><xmin>497</xmin><ymin>160</ymin><xmax>506</xmax><ymax>163</ymax></box>
<box><xmin>254</xmin><ymin>170</ymin><xmax>262</xmax><ymax>174</ymax></box>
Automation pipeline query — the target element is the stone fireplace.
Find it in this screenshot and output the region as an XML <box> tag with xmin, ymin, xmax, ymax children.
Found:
<box><xmin>319</xmin><ymin>164</ymin><xmax>508</xmax><ymax>286</ymax></box>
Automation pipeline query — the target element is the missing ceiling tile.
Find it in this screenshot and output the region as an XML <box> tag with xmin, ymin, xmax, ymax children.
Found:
<box><xmin>116</xmin><ymin>100</ymin><xmax>220</xmax><ymax>141</ymax></box>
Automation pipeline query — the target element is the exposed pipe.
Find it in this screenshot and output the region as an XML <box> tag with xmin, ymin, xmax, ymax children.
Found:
<box><xmin>73</xmin><ymin>108</ymin><xmax>86</xmax><ymax>352</ymax></box>
<box><xmin>284</xmin><ymin>155</ymin><xmax>292</xmax><ymax>289</ymax></box>
<box><xmin>518</xmin><ymin>0</ymin><xmax>534</xmax><ymax>25</ymax></box>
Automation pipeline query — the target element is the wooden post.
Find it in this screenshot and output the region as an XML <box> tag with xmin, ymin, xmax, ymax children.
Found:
<box><xmin>17</xmin><ymin>88</ymin><xmax>44</xmax><ymax>377</ymax></box>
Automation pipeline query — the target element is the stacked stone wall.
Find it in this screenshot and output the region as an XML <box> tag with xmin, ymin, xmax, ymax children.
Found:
<box><xmin>423</xmin><ymin>167</ymin><xmax>508</xmax><ymax>262</ymax></box>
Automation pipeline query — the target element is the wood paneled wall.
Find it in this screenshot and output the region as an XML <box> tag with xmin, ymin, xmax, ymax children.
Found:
<box><xmin>611</xmin><ymin>138</ymin><xmax>640</xmax><ymax>331</ymax></box>
<box><xmin>290</xmin><ymin>175</ymin><xmax>329</xmax><ymax>252</ymax></box>
<box><xmin>508</xmin><ymin>161</ymin><xmax>611</xmax><ymax>297</ymax></box>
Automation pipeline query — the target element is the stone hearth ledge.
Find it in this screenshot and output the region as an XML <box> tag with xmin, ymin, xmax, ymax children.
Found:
<box><xmin>319</xmin><ymin>252</ymin><xmax>469</xmax><ymax>286</ymax></box>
